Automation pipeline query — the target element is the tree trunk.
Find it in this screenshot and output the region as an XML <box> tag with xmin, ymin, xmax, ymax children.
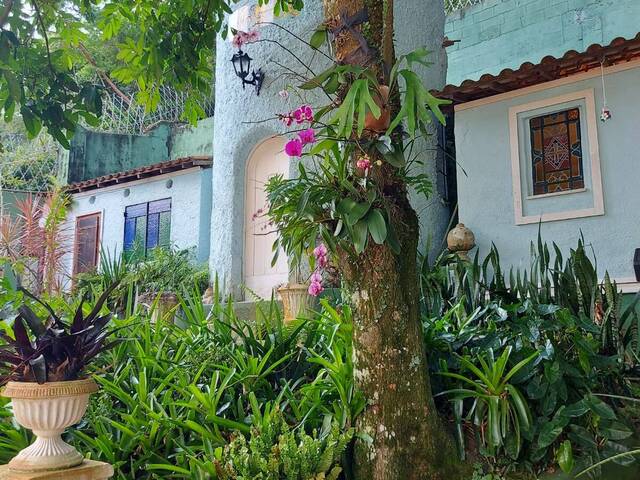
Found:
<box><xmin>323</xmin><ymin>1</ymin><xmax>461</xmax><ymax>478</ymax></box>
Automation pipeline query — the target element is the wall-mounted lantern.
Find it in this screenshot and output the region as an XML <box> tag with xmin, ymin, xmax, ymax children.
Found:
<box><xmin>230</xmin><ymin>49</ymin><xmax>264</xmax><ymax>96</ymax></box>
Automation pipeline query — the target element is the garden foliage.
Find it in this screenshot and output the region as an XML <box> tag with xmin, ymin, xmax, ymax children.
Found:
<box><xmin>0</xmin><ymin>277</ymin><xmax>358</xmax><ymax>479</ymax></box>
<box><xmin>423</xmin><ymin>236</ymin><xmax>640</xmax><ymax>477</ymax></box>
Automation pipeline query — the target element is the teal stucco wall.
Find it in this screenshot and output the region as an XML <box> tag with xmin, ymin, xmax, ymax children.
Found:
<box><xmin>65</xmin><ymin>116</ymin><xmax>215</xmax><ymax>184</ymax></box>
<box><xmin>67</xmin><ymin>125</ymin><xmax>170</xmax><ymax>183</ymax></box>
<box><xmin>454</xmin><ymin>65</ymin><xmax>640</xmax><ymax>286</ymax></box>
<box><xmin>445</xmin><ymin>0</ymin><xmax>640</xmax><ymax>86</ymax></box>
<box><xmin>170</xmin><ymin>117</ymin><xmax>215</xmax><ymax>160</ymax></box>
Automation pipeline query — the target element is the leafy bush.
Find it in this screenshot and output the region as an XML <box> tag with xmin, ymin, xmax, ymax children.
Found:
<box><xmin>423</xmin><ymin>236</ymin><xmax>640</xmax><ymax>477</ymax></box>
<box><xmin>214</xmin><ymin>409</ymin><xmax>353</xmax><ymax>479</ymax></box>
<box><xmin>66</xmin><ymin>286</ymin><xmax>357</xmax><ymax>479</ymax></box>
<box><xmin>132</xmin><ymin>247</ymin><xmax>209</xmax><ymax>295</ymax></box>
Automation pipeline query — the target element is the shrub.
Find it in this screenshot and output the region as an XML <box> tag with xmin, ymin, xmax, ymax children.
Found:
<box><xmin>214</xmin><ymin>408</ymin><xmax>353</xmax><ymax>480</ymax></box>
<box><xmin>67</xmin><ymin>287</ymin><xmax>357</xmax><ymax>479</ymax></box>
<box><xmin>422</xmin><ymin>236</ymin><xmax>640</xmax><ymax>477</ymax></box>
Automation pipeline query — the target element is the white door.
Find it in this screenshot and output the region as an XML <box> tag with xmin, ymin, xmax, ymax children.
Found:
<box><xmin>244</xmin><ymin>137</ymin><xmax>289</xmax><ymax>298</ymax></box>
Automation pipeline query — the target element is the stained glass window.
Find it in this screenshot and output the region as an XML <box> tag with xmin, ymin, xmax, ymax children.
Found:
<box><xmin>529</xmin><ymin>108</ymin><xmax>584</xmax><ymax>195</ymax></box>
<box><xmin>124</xmin><ymin>198</ymin><xmax>171</xmax><ymax>256</ymax></box>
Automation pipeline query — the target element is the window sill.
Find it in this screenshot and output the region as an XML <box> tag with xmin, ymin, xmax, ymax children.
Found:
<box><xmin>526</xmin><ymin>187</ymin><xmax>587</xmax><ymax>200</ymax></box>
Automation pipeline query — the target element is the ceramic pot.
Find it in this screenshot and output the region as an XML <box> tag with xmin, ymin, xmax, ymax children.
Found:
<box><xmin>447</xmin><ymin>223</ymin><xmax>476</xmax><ymax>260</ymax></box>
<box><xmin>364</xmin><ymin>85</ymin><xmax>391</xmax><ymax>133</ymax></box>
<box><xmin>2</xmin><ymin>378</ymin><xmax>98</xmax><ymax>472</ymax></box>
<box><xmin>278</xmin><ymin>284</ymin><xmax>315</xmax><ymax>323</ymax></box>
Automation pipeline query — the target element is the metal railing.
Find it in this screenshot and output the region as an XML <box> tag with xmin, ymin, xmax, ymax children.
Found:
<box><xmin>445</xmin><ymin>0</ymin><xmax>484</xmax><ymax>14</ymax></box>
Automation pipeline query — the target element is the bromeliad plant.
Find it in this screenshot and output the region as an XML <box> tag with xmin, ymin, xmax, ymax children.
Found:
<box><xmin>214</xmin><ymin>408</ymin><xmax>353</xmax><ymax>480</ymax></box>
<box><xmin>0</xmin><ymin>271</ymin><xmax>118</xmax><ymax>385</ymax></box>
<box><xmin>438</xmin><ymin>347</ymin><xmax>539</xmax><ymax>460</ymax></box>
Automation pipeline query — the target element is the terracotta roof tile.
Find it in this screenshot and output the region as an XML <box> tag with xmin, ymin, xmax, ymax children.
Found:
<box><xmin>434</xmin><ymin>33</ymin><xmax>640</xmax><ymax>104</ymax></box>
<box><xmin>65</xmin><ymin>156</ymin><xmax>212</xmax><ymax>194</ymax></box>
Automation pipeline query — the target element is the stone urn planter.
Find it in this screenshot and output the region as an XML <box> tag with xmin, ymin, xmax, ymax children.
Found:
<box><xmin>137</xmin><ymin>291</ymin><xmax>179</xmax><ymax>323</ymax></box>
<box><xmin>278</xmin><ymin>284</ymin><xmax>315</xmax><ymax>323</ymax></box>
<box><xmin>447</xmin><ymin>223</ymin><xmax>476</xmax><ymax>260</ymax></box>
<box><xmin>2</xmin><ymin>378</ymin><xmax>98</xmax><ymax>472</ymax></box>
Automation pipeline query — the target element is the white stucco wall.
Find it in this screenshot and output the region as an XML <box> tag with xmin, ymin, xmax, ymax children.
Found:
<box><xmin>63</xmin><ymin>168</ymin><xmax>210</xmax><ymax>284</ymax></box>
<box><xmin>454</xmin><ymin>64</ymin><xmax>640</xmax><ymax>289</ymax></box>
<box><xmin>211</xmin><ymin>0</ymin><xmax>450</xmax><ymax>298</ymax></box>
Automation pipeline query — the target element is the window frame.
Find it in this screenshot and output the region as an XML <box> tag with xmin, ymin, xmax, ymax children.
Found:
<box><xmin>508</xmin><ymin>89</ymin><xmax>604</xmax><ymax>225</ymax></box>
<box><xmin>123</xmin><ymin>198</ymin><xmax>172</xmax><ymax>256</ymax></box>
<box><xmin>73</xmin><ymin>212</ymin><xmax>101</xmax><ymax>276</ymax></box>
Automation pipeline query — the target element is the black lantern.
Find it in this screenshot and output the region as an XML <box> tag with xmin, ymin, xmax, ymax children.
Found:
<box><xmin>230</xmin><ymin>49</ymin><xmax>265</xmax><ymax>96</ymax></box>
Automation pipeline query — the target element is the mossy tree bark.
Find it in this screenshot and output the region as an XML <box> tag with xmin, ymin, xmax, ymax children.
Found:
<box><xmin>322</xmin><ymin>1</ymin><xmax>459</xmax><ymax>479</ymax></box>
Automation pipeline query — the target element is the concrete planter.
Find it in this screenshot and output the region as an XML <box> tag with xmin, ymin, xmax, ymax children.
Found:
<box><xmin>137</xmin><ymin>292</ymin><xmax>179</xmax><ymax>323</ymax></box>
<box><xmin>277</xmin><ymin>284</ymin><xmax>315</xmax><ymax>323</ymax></box>
<box><xmin>2</xmin><ymin>379</ymin><xmax>98</xmax><ymax>472</ymax></box>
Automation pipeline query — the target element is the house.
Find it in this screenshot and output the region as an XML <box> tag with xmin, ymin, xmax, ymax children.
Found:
<box><xmin>60</xmin><ymin>122</ymin><xmax>213</xmax><ymax>289</ymax></box>
<box><xmin>61</xmin><ymin>0</ymin><xmax>452</xmax><ymax>299</ymax></box>
<box><xmin>61</xmin><ymin>0</ymin><xmax>639</xmax><ymax>299</ymax></box>
<box><xmin>436</xmin><ymin>0</ymin><xmax>640</xmax><ymax>293</ymax></box>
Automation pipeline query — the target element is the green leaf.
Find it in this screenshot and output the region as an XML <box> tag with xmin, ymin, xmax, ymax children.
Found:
<box><xmin>3</xmin><ymin>70</ymin><xmax>21</xmax><ymax>101</ymax></box>
<box><xmin>586</xmin><ymin>394</ymin><xmax>617</xmax><ymax>420</ymax></box>
<box><xmin>20</xmin><ymin>107</ymin><xmax>42</xmax><ymax>138</ymax></box>
<box><xmin>352</xmin><ymin>220</ymin><xmax>368</xmax><ymax>254</ymax></box>
<box><xmin>309</xmin><ymin>28</ymin><xmax>327</xmax><ymax>49</ymax></box>
<box><xmin>557</xmin><ymin>440</ymin><xmax>574</xmax><ymax>474</ymax></box>
<box><xmin>366</xmin><ymin>209</ymin><xmax>387</xmax><ymax>245</ymax></box>
<box><xmin>599</xmin><ymin>421</ymin><xmax>633</xmax><ymax>441</ymax></box>
<box><xmin>346</xmin><ymin>202</ymin><xmax>371</xmax><ymax>227</ymax></box>
<box><xmin>537</xmin><ymin>421</ymin><xmax>564</xmax><ymax>449</ymax></box>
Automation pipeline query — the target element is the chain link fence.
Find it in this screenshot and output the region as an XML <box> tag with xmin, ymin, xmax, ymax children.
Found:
<box><xmin>92</xmin><ymin>85</ymin><xmax>215</xmax><ymax>136</ymax></box>
<box><xmin>445</xmin><ymin>0</ymin><xmax>484</xmax><ymax>14</ymax></box>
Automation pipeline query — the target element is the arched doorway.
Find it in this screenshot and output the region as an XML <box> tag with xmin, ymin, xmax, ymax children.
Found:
<box><xmin>244</xmin><ymin>137</ymin><xmax>289</xmax><ymax>298</ymax></box>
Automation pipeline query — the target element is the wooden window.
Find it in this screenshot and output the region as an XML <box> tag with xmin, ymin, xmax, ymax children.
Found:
<box><xmin>73</xmin><ymin>213</ymin><xmax>101</xmax><ymax>275</ymax></box>
<box><xmin>529</xmin><ymin>108</ymin><xmax>584</xmax><ymax>195</ymax></box>
<box><xmin>123</xmin><ymin>198</ymin><xmax>171</xmax><ymax>256</ymax></box>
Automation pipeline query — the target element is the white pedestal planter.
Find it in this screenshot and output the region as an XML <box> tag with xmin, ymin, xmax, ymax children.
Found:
<box><xmin>2</xmin><ymin>379</ymin><xmax>98</xmax><ymax>472</ymax></box>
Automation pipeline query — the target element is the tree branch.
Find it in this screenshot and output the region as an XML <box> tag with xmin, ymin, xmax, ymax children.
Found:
<box><xmin>78</xmin><ymin>42</ymin><xmax>132</xmax><ymax>106</ymax></box>
<box><xmin>0</xmin><ymin>0</ymin><xmax>13</xmax><ymax>28</ymax></box>
<box><xmin>30</xmin><ymin>0</ymin><xmax>54</xmax><ymax>72</ymax></box>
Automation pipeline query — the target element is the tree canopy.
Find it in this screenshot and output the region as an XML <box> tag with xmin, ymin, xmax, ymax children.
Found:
<box><xmin>0</xmin><ymin>0</ymin><xmax>303</xmax><ymax>149</ymax></box>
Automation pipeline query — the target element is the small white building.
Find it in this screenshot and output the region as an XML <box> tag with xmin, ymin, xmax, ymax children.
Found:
<box><xmin>63</xmin><ymin>157</ymin><xmax>212</xmax><ymax>286</ymax></box>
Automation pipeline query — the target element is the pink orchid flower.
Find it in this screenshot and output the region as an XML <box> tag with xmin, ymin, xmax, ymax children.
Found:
<box><xmin>285</xmin><ymin>139</ymin><xmax>303</xmax><ymax>157</ymax></box>
<box><xmin>298</xmin><ymin>128</ymin><xmax>316</xmax><ymax>145</ymax></box>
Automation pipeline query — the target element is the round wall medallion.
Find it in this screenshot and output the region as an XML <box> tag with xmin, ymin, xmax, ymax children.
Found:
<box><xmin>89</xmin><ymin>196</ymin><xmax>96</xmax><ymax>204</ymax></box>
<box><xmin>123</xmin><ymin>188</ymin><xmax>130</xmax><ymax>197</ymax></box>
<box><xmin>166</xmin><ymin>179</ymin><xmax>173</xmax><ymax>189</ymax></box>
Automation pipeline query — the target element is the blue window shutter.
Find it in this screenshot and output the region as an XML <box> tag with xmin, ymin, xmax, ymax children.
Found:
<box><xmin>124</xmin><ymin>217</ymin><xmax>136</xmax><ymax>251</ymax></box>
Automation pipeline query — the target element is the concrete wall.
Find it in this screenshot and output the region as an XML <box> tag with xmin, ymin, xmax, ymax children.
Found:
<box><xmin>445</xmin><ymin>0</ymin><xmax>640</xmax><ymax>86</ymax></box>
<box><xmin>169</xmin><ymin>117</ymin><xmax>215</xmax><ymax>160</ymax></box>
<box><xmin>454</xmin><ymin>65</ymin><xmax>640</xmax><ymax>285</ymax></box>
<box><xmin>210</xmin><ymin>0</ymin><xmax>450</xmax><ymax>298</ymax></box>
<box><xmin>63</xmin><ymin>168</ymin><xmax>210</xmax><ymax>284</ymax></box>
<box><xmin>67</xmin><ymin>126</ymin><xmax>170</xmax><ymax>183</ymax></box>
<box><xmin>66</xmin><ymin>116</ymin><xmax>215</xmax><ymax>184</ymax></box>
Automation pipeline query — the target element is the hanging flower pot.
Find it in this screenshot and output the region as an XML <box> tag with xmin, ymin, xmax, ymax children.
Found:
<box><xmin>2</xmin><ymin>379</ymin><xmax>98</xmax><ymax>472</ymax></box>
<box><xmin>278</xmin><ymin>284</ymin><xmax>315</xmax><ymax>323</ymax></box>
<box><xmin>364</xmin><ymin>85</ymin><xmax>391</xmax><ymax>133</ymax></box>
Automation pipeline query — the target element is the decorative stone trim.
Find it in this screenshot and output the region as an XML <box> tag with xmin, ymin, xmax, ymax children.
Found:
<box><xmin>2</xmin><ymin>379</ymin><xmax>98</xmax><ymax>400</ymax></box>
